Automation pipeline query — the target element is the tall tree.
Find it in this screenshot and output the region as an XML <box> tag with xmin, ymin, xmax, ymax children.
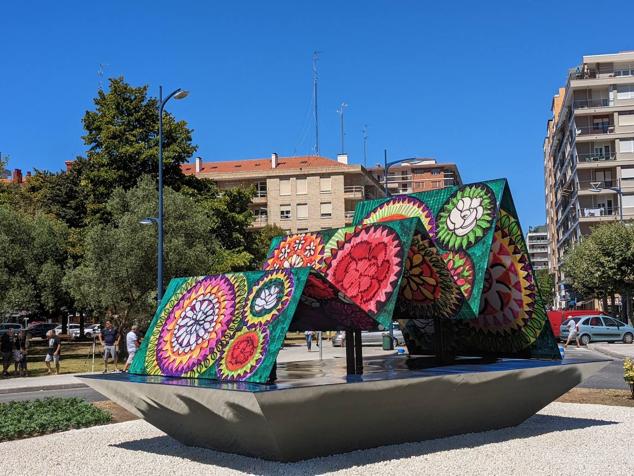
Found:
<box><xmin>80</xmin><ymin>77</ymin><xmax>197</xmax><ymax>221</ymax></box>
<box><xmin>535</xmin><ymin>269</ymin><xmax>556</xmax><ymax>309</ymax></box>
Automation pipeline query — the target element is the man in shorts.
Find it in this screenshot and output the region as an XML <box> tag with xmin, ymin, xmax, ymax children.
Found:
<box><xmin>123</xmin><ymin>325</ymin><xmax>139</xmax><ymax>373</ymax></box>
<box><xmin>1</xmin><ymin>328</ymin><xmax>14</xmax><ymax>377</ymax></box>
<box><xmin>45</xmin><ymin>330</ymin><xmax>61</xmax><ymax>375</ymax></box>
<box><xmin>564</xmin><ymin>318</ymin><xmax>580</xmax><ymax>348</ymax></box>
<box><xmin>99</xmin><ymin>320</ymin><xmax>120</xmax><ymax>373</ymax></box>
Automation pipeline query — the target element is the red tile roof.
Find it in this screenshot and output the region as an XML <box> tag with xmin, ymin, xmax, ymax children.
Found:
<box><xmin>181</xmin><ymin>155</ymin><xmax>349</xmax><ymax>175</ymax></box>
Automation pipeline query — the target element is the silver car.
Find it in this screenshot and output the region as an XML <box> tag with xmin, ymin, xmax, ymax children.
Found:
<box><xmin>331</xmin><ymin>323</ymin><xmax>405</xmax><ymax>347</ymax></box>
<box><xmin>560</xmin><ymin>315</ymin><xmax>634</xmax><ymax>345</ymax></box>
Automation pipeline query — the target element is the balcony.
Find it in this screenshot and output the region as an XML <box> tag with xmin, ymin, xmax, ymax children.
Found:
<box><xmin>344</xmin><ymin>185</ymin><xmax>365</xmax><ymax>200</ymax></box>
<box><xmin>573</xmin><ymin>98</ymin><xmax>610</xmax><ymax>109</ymax></box>
<box><xmin>251</xmin><ymin>215</ymin><xmax>268</xmax><ymax>228</ymax></box>
<box><xmin>253</xmin><ymin>189</ymin><xmax>267</xmax><ymax>204</ymax></box>
<box><xmin>575</xmin><ymin>124</ymin><xmax>615</xmax><ymax>136</ymax></box>
<box><xmin>576</xmin><ymin>153</ymin><xmax>616</xmax><ymax>166</ymax></box>
<box><xmin>344</xmin><ymin>210</ymin><xmax>355</xmax><ymax>224</ymax></box>
<box><xmin>579</xmin><ymin>207</ymin><xmax>620</xmax><ymax>221</ymax></box>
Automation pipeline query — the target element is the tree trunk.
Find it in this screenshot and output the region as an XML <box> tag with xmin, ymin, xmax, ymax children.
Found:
<box><xmin>610</xmin><ymin>292</ymin><xmax>617</xmax><ymax>316</ymax></box>
<box><xmin>79</xmin><ymin>312</ymin><xmax>85</xmax><ymax>338</ymax></box>
<box><xmin>602</xmin><ymin>294</ymin><xmax>608</xmax><ymax>313</ymax></box>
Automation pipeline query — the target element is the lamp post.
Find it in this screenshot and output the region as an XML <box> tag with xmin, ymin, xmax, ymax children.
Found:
<box><xmin>141</xmin><ymin>86</ymin><xmax>188</xmax><ymax>304</ymax></box>
<box><xmin>589</xmin><ymin>179</ymin><xmax>623</xmax><ymax>222</ymax></box>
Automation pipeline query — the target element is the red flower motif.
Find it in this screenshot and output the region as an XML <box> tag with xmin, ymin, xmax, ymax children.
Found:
<box><xmin>325</xmin><ymin>225</ymin><xmax>402</xmax><ymax>314</ymax></box>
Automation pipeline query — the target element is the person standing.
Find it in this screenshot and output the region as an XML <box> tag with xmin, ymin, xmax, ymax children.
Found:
<box><xmin>123</xmin><ymin>325</ymin><xmax>139</xmax><ymax>373</ymax></box>
<box><xmin>45</xmin><ymin>330</ymin><xmax>61</xmax><ymax>375</ymax></box>
<box><xmin>305</xmin><ymin>330</ymin><xmax>314</xmax><ymax>351</ymax></box>
<box><xmin>14</xmin><ymin>330</ymin><xmax>29</xmax><ymax>377</ymax></box>
<box><xmin>1</xmin><ymin>328</ymin><xmax>14</xmax><ymax>377</ymax></box>
<box><xmin>564</xmin><ymin>318</ymin><xmax>580</xmax><ymax>348</ymax></box>
<box><xmin>99</xmin><ymin>320</ymin><xmax>120</xmax><ymax>373</ymax></box>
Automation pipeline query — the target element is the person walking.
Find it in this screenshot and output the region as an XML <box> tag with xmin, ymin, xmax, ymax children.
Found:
<box><xmin>123</xmin><ymin>325</ymin><xmax>139</xmax><ymax>373</ymax></box>
<box><xmin>305</xmin><ymin>330</ymin><xmax>314</xmax><ymax>351</ymax></box>
<box><xmin>564</xmin><ymin>318</ymin><xmax>580</xmax><ymax>348</ymax></box>
<box><xmin>99</xmin><ymin>320</ymin><xmax>120</xmax><ymax>373</ymax></box>
<box><xmin>14</xmin><ymin>329</ymin><xmax>29</xmax><ymax>377</ymax></box>
<box><xmin>45</xmin><ymin>330</ymin><xmax>61</xmax><ymax>375</ymax></box>
<box><xmin>1</xmin><ymin>328</ymin><xmax>14</xmax><ymax>377</ymax></box>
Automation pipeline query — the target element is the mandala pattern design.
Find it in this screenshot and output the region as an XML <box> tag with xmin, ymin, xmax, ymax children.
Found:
<box><xmin>468</xmin><ymin>210</ymin><xmax>536</xmax><ymax>335</ymax></box>
<box><xmin>244</xmin><ymin>269</ymin><xmax>294</xmax><ymax>327</ymax></box>
<box><xmin>325</xmin><ymin>225</ymin><xmax>403</xmax><ymax>315</ymax></box>
<box><xmin>146</xmin><ymin>274</ymin><xmax>247</xmax><ymax>377</ymax></box>
<box><xmin>216</xmin><ymin>326</ymin><xmax>269</xmax><ymax>381</ymax></box>
<box><xmin>441</xmin><ymin>251</ymin><xmax>475</xmax><ymax>300</ymax></box>
<box><xmin>361</xmin><ymin>195</ymin><xmax>437</xmax><ymax>239</ymax></box>
<box><xmin>399</xmin><ymin>233</ymin><xmax>462</xmax><ymax>318</ymax></box>
<box><xmin>264</xmin><ymin>233</ymin><xmax>326</xmax><ymax>271</ymax></box>
<box><xmin>436</xmin><ymin>184</ymin><xmax>496</xmax><ymax>250</ymax></box>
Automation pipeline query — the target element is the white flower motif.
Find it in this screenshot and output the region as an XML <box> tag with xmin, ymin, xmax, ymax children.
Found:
<box><xmin>279</xmin><ymin>246</ymin><xmax>290</xmax><ymax>259</ymax></box>
<box><xmin>283</xmin><ymin>254</ymin><xmax>304</xmax><ymax>268</ymax></box>
<box><xmin>254</xmin><ymin>285</ymin><xmax>281</xmax><ymax>313</ymax></box>
<box><xmin>172</xmin><ymin>294</ymin><xmax>220</xmax><ymax>353</ymax></box>
<box><xmin>446</xmin><ymin>197</ymin><xmax>484</xmax><ymax>237</ymax></box>
<box><xmin>304</xmin><ymin>241</ymin><xmax>316</xmax><ymax>257</ymax></box>
<box><xmin>293</xmin><ymin>235</ymin><xmax>306</xmax><ymax>251</ymax></box>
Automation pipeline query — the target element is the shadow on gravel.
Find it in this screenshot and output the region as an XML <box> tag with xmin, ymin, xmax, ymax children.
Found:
<box><xmin>113</xmin><ymin>414</ymin><xmax>617</xmax><ymax>475</ymax></box>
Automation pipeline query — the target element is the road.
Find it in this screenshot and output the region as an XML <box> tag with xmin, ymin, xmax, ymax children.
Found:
<box><xmin>0</xmin><ymin>347</ymin><xmax>627</xmax><ymax>403</ymax></box>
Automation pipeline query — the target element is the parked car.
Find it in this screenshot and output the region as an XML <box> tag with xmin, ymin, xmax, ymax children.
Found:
<box><xmin>54</xmin><ymin>324</ymin><xmax>81</xmax><ymax>339</ymax></box>
<box><xmin>547</xmin><ymin>309</ymin><xmax>606</xmax><ymax>338</ymax></box>
<box><xmin>0</xmin><ymin>323</ymin><xmax>23</xmax><ymax>336</ymax></box>
<box><xmin>331</xmin><ymin>322</ymin><xmax>405</xmax><ymax>347</ymax></box>
<box><xmin>85</xmin><ymin>324</ymin><xmax>101</xmax><ymax>339</ymax></box>
<box><xmin>560</xmin><ymin>315</ymin><xmax>634</xmax><ymax>345</ymax></box>
<box><xmin>27</xmin><ymin>322</ymin><xmax>58</xmax><ymax>339</ymax></box>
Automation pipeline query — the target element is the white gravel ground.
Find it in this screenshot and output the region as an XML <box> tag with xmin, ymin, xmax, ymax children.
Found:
<box><xmin>1</xmin><ymin>402</ymin><xmax>633</xmax><ymax>476</ymax></box>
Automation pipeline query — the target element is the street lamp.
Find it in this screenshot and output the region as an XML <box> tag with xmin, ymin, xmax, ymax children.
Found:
<box><xmin>589</xmin><ymin>179</ymin><xmax>623</xmax><ymax>222</ymax></box>
<box><xmin>382</xmin><ymin>149</ymin><xmax>419</xmax><ymax>197</ymax></box>
<box><xmin>142</xmin><ymin>86</ymin><xmax>189</xmax><ymax>304</ymax></box>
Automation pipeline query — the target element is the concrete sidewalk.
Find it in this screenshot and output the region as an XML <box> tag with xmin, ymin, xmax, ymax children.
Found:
<box><xmin>588</xmin><ymin>343</ymin><xmax>634</xmax><ymax>360</ymax></box>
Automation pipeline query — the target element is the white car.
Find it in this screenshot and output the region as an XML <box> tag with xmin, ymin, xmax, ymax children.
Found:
<box><xmin>331</xmin><ymin>323</ymin><xmax>405</xmax><ymax>347</ymax></box>
<box><xmin>85</xmin><ymin>324</ymin><xmax>101</xmax><ymax>339</ymax></box>
<box><xmin>54</xmin><ymin>324</ymin><xmax>81</xmax><ymax>339</ymax></box>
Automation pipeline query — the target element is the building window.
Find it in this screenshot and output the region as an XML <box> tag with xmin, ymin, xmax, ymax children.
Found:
<box><xmin>431</xmin><ymin>168</ymin><xmax>441</xmax><ymax>175</ymax></box>
<box><xmin>320</xmin><ymin>177</ymin><xmax>332</xmax><ymax>193</ymax></box>
<box><xmin>620</xmin><ymin>139</ymin><xmax>634</xmax><ymax>153</ymax></box>
<box><xmin>280</xmin><ymin>179</ymin><xmax>291</xmax><ymax>196</ymax></box>
<box><xmin>619</xmin><ymin>112</ymin><xmax>634</xmax><ymax>126</ymax></box>
<box><xmin>617</xmin><ymin>85</ymin><xmax>634</xmax><ymax>100</ymax></box>
<box><xmin>296</xmin><ymin>178</ymin><xmax>307</xmax><ymax>195</ymax></box>
<box><xmin>280</xmin><ymin>204</ymin><xmax>291</xmax><ymax>220</ymax></box>
<box><xmin>297</xmin><ymin>227</ymin><xmax>309</xmax><ymax>233</ymax></box>
<box><xmin>255</xmin><ymin>181</ymin><xmax>267</xmax><ymax>197</ymax></box>
<box><xmin>297</xmin><ymin>203</ymin><xmax>308</xmax><ymax>220</ymax></box>
<box><xmin>320</xmin><ymin>202</ymin><xmax>332</xmax><ymax>218</ymax></box>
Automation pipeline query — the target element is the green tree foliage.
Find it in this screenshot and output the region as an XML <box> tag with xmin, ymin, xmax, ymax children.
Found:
<box><xmin>0</xmin><ymin>205</ymin><xmax>70</xmax><ymax>320</ymax></box>
<box><xmin>80</xmin><ymin>77</ymin><xmax>197</xmax><ymax>221</ymax></box>
<box><xmin>64</xmin><ymin>178</ymin><xmax>254</xmax><ymax>329</ymax></box>
<box><xmin>563</xmin><ymin>222</ymin><xmax>634</xmax><ymax>322</ymax></box>
<box><xmin>535</xmin><ymin>269</ymin><xmax>555</xmax><ymax>308</ymax></box>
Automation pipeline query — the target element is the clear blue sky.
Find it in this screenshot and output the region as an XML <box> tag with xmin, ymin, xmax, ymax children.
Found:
<box><xmin>2</xmin><ymin>0</ymin><xmax>634</xmax><ymax>228</ymax></box>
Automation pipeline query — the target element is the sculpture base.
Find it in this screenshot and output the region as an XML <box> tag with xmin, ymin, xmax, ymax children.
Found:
<box><xmin>80</xmin><ymin>356</ymin><xmax>608</xmax><ymax>462</ymax></box>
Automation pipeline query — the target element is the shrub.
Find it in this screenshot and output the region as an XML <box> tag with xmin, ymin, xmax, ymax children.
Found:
<box><xmin>0</xmin><ymin>397</ymin><xmax>111</xmax><ymax>441</ymax></box>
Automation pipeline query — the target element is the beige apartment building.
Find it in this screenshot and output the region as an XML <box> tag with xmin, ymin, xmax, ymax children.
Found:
<box><xmin>368</xmin><ymin>159</ymin><xmax>462</xmax><ymax>194</ymax></box>
<box><xmin>182</xmin><ymin>154</ymin><xmax>385</xmax><ymax>233</ymax></box>
<box><xmin>545</xmin><ymin>50</ymin><xmax>634</xmax><ymax>308</ymax></box>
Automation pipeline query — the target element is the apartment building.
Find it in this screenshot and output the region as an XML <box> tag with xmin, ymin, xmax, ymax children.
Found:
<box><xmin>182</xmin><ymin>154</ymin><xmax>385</xmax><ymax>233</ymax></box>
<box><xmin>0</xmin><ymin>168</ymin><xmax>30</xmax><ymax>185</ymax></box>
<box><xmin>369</xmin><ymin>159</ymin><xmax>462</xmax><ymax>193</ymax></box>
<box><xmin>526</xmin><ymin>225</ymin><xmax>549</xmax><ymax>271</ymax></box>
<box><xmin>545</xmin><ymin>50</ymin><xmax>634</xmax><ymax>307</ymax></box>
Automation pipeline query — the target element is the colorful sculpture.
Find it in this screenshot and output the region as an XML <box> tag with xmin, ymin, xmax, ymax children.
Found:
<box><xmin>129</xmin><ymin>179</ymin><xmax>559</xmax><ymax>384</ymax></box>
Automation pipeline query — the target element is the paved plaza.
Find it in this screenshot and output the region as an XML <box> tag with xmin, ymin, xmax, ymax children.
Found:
<box><xmin>1</xmin><ymin>402</ymin><xmax>632</xmax><ymax>475</ymax></box>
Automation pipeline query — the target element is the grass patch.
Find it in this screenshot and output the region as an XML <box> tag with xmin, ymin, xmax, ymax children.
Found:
<box><xmin>0</xmin><ymin>397</ymin><xmax>112</xmax><ymax>441</ymax></box>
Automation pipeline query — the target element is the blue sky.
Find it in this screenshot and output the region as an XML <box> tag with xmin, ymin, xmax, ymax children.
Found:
<box><xmin>2</xmin><ymin>0</ymin><xmax>634</xmax><ymax>228</ymax></box>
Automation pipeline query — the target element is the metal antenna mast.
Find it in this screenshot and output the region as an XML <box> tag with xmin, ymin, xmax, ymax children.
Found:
<box><xmin>312</xmin><ymin>51</ymin><xmax>320</xmax><ymax>156</ymax></box>
<box><xmin>337</xmin><ymin>102</ymin><xmax>348</xmax><ymax>154</ymax></box>
<box><xmin>362</xmin><ymin>124</ymin><xmax>368</xmax><ymax>167</ymax></box>
<box><xmin>97</xmin><ymin>63</ymin><xmax>109</xmax><ymax>90</ymax></box>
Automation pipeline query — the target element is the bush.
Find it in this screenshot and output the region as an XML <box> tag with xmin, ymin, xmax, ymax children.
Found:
<box><xmin>0</xmin><ymin>397</ymin><xmax>111</xmax><ymax>441</ymax></box>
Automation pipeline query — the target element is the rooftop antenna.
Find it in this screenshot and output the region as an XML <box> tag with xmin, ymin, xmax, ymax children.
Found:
<box><xmin>98</xmin><ymin>63</ymin><xmax>109</xmax><ymax>90</ymax></box>
<box><xmin>312</xmin><ymin>51</ymin><xmax>320</xmax><ymax>156</ymax></box>
<box><xmin>337</xmin><ymin>102</ymin><xmax>348</xmax><ymax>154</ymax></box>
<box><xmin>362</xmin><ymin>124</ymin><xmax>368</xmax><ymax>167</ymax></box>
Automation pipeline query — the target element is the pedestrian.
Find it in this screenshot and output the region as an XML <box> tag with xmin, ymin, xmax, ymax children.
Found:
<box><xmin>14</xmin><ymin>329</ymin><xmax>29</xmax><ymax>377</ymax></box>
<box><xmin>99</xmin><ymin>320</ymin><xmax>120</xmax><ymax>373</ymax></box>
<box><xmin>123</xmin><ymin>325</ymin><xmax>139</xmax><ymax>373</ymax></box>
<box><xmin>1</xmin><ymin>328</ymin><xmax>14</xmax><ymax>377</ymax></box>
<box><xmin>564</xmin><ymin>317</ymin><xmax>580</xmax><ymax>348</ymax></box>
<box><xmin>305</xmin><ymin>330</ymin><xmax>314</xmax><ymax>351</ymax></box>
<box><xmin>45</xmin><ymin>330</ymin><xmax>61</xmax><ymax>375</ymax></box>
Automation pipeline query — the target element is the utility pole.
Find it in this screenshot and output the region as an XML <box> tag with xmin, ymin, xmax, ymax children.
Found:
<box><xmin>337</xmin><ymin>102</ymin><xmax>348</xmax><ymax>154</ymax></box>
<box><xmin>312</xmin><ymin>51</ymin><xmax>320</xmax><ymax>156</ymax></box>
<box><xmin>362</xmin><ymin>125</ymin><xmax>368</xmax><ymax>167</ymax></box>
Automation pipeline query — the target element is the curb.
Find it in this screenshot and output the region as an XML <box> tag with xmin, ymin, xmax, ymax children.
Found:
<box><xmin>0</xmin><ymin>383</ymin><xmax>87</xmax><ymax>395</ymax></box>
<box><xmin>587</xmin><ymin>345</ymin><xmax>628</xmax><ymax>360</ymax></box>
